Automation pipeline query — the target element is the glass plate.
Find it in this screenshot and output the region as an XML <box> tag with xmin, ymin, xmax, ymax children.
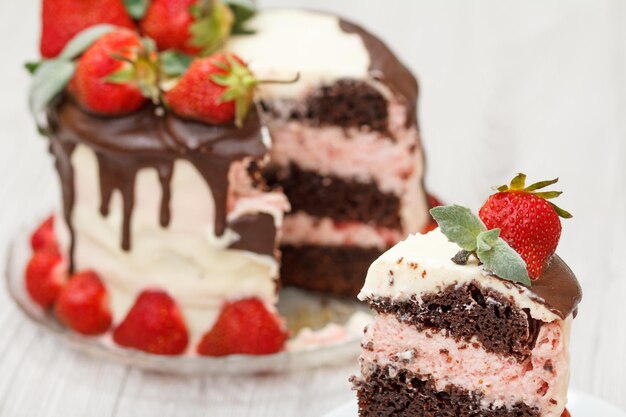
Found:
<box><xmin>5</xmin><ymin>216</ymin><xmax>371</xmax><ymax>375</ymax></box>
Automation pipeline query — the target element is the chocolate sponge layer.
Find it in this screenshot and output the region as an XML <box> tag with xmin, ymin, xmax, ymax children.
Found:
<box><xmin>265</xmin><ymin>164</ymin><xmax>402</xmax><ymax>229</ymax></box>
<box><xmin>368</xmin><ymin>283</ymin><xmax>544</xmax><ymax>359</ymax></box>
<box><xmin>353</xmin><ymin>365</ymin><xmax>540</xmax><ymax>417</ymax></box>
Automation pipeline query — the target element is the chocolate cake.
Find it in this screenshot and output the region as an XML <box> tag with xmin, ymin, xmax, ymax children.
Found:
<box><xmin>353</xmin><ymin>218</ymin><xmax>582</xmax><ymax>416</ymax></box>
<box><xmin>228</xmin><ymin>10</ymin><xmax>430</xmax><ymax>297</ymax></box>
<box><xmin>26</xmin><ymin>4</ymin><xmax>431</xmax><ymax>355</ymax></box>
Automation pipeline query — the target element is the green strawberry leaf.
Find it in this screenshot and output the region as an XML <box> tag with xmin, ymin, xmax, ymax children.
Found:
<box><xmin>430</xmin><ymin>205</ymin><xmax>486</xmax><ymax>251</ymax></box>
<box><xmin>525</xmin><ymin>177</ymin><xmax>559</xmax><ymax>191</ymax></box>
<box><xmin>476</xmin><ymin>228</ymin><xmax>500</xmax><ymax>252</ymax></box>
<box><xmin>533</xmin><ymin>191</ymin><xmax>562</xmax><ymax>199</ymax></box>
<box><xmin>28</xmin><ymin>59</ymin><xmax>76</xmax><ymax>130</ymax></box>
<box><xmin>550</xmin><ymin>202</ymin><xmax>573</xmax><ymax>219</ymax></box>
<box><xmin>160</xmin><ymin>51</ymin><xmax>194</xmax><ymax>77</ymax></box>
<box><xmin>25</xmin><ymin>61</ymin><xmax>41</xmax><ymax>74</ymax></box>
<box><xmin>59</xmin><ymin>24</ymin><xmax>117</xmax><ymax>60</ymax></box>
<box><xmin>225</xmin><ymin>0</ymin><xmax>256</xmax><ymax>34</ymax></box>
<box><xmin>106</xmin><ymin>67</ymin><xmax>136</xmax><ymax>84</ymax></box>
<box><xmin>477</xmin><ymin>238</ymin><xmax>531</xmax><ymax>286</ymax></box>
<box><xmin>510</xmin><ymin>173</ymin><xmax>527</xmax><ymax>190</ymax></box>
<box><xmin>123</xmin><ymin>0</ymin><xmax>151</xmax><ymax>19</ymax></box>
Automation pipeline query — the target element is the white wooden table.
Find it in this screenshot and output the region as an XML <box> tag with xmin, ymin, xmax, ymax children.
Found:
<box><xmin>1</xmin><ymin>1</ymin><xmax>625</xmax><ymax>415</ymax></box>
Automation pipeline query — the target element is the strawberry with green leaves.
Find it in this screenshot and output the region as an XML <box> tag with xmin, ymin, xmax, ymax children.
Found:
<box><xmin>140</xmin><ymin>0</ymin><xmax>234</xmax><ymax>56</ymax></box>
<box><xmin>164</xmin><ymin>53</ymin><xmax>257</xmax><ymax>126</ymax></box>
<box><xmin>197</xmin><ymin>298</ymin><xmax>287</xmax><ymax>356</ymax></box>
<box><xmin>479</xmin><ymin>173</ymin><xmax>571</xmax><ymax>279</ymax></box>
<box><xmin>40</xmin><ymin>0</ymin><xmax>135</xmax><ymax>58</ymax></box>
<box><xmin>69</xmin><ymin>29</ymin><xmax>160</xmax><ymax>115</ymax></box>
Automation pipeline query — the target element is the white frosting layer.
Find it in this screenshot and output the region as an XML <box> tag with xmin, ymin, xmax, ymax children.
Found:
<box><xmin>282</xmin><ymin>211</ymin><xmax>402</xmax><ymax>250</ymax></box>
<box><xmin>358</xmin><ymin>229</ymin><xmax>561</xmax><ymax>322</ymax></box>
<box><xmin>361</xmin><ymin>314</ymin><xmax>571</xmax><ymax>415</ymax></box>
<box><xmin>227</xmin><ymin>9</ymin><xmax>370</xmax><ymax>100</ymax></box>
<box><xmin>57</xmin><ymin>145</ymin><xmax>281</xmax><ymax>344</ymax></box>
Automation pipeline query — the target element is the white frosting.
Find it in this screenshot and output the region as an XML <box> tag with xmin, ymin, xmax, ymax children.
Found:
<box><xmin>227</xmin><ymin>9</ymin><xmax>370</xmax><ymax>99</ymax></box>
<box><xmin>361</xmin><ymin>314</ymin><xmax>571</xmax><ymax>415</ymax></box>
<box><xmin>358</xmin><ymin>228</ymin><xmax>561</xmax><ymax>322</ymax></box>
<box><xmin>57</xmin><ymin>145</ymin><xmax>280</xmax><ymax>344</ymax></box>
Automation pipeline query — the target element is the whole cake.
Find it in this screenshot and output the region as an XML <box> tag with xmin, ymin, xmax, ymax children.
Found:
<box><xmin>25</xmin><ymin>1</ymin><xmax>431</xmax><ymax>355</ymax></box>
<box><xmin>353</xmin><ymin>175</ymin><xmax>582</xmax><ymax>416</ymax></box>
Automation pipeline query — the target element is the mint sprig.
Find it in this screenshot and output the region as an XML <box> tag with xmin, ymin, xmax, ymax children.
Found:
<box><xmin>430</xmin><ymin>205</ymin><xmax>531</xmax><ymax>286</ymax></box>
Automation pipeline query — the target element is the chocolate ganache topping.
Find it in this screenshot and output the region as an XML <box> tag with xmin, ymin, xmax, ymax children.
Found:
<box><xmin>47</xmin><ymin>100</ymin><xmax>273</xmax><ymax>270</ymax></box>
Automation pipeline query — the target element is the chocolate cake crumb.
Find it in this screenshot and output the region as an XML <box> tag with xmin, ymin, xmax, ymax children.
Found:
<box><xmin>281</xmin><ymin>244</ymin><xmax>384</xmax><ymax>297</ymax></box>
<box><xmin>264</xmin><ymin>164</ymin><xmax>402</xmax><ymax>228</ymax></box>
<box><xmin>354</xmin><ymin>365</ymin><xmax>540</xmax><ymax>417</ymax></box>
<box><xmin>396</xmin><ymin>257</ymin><xmax>404</xmax><ymax>264</ymax></box>
<box><xmin>369</xmin><ymin>282</ymin><xmax>545</xmax><ymax>359</ymax></box>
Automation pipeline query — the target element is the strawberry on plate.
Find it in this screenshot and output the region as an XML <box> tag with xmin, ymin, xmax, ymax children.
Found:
<box><xmin>197</xmin><ymin>297</ymin><xmax>287</xmax><ymax>356</ymax></box>
<box><xmin>25</xmin><ymin>251</ymin><xmax>67</xmax><ymax>308</ymax></box>
<box><xmin>164</xmin><ymin>53</ymin><xmax>256</xmax><ymax>127</ymax></box>
<box><xmin>40</xmin><ymin>0</ymin><xmax>135</xmax><ymax>58</ymax></box>
<box><xmin>55</xmin><ymin>271</ymin><xmax>112</xmax><ymax>335</ymax></box>
<box><xmin>479</xmin><ymin>173</ymin><xmax>572</xmax><ymax>279</ymax></box>
<box><xmin>113</xmin><ymin>290</ymin><xmax>189</xmax><ymax>355</ymax></box>
<box><xmin>30</xmin><ymin>215</ymin><xmax>59</xmax><ymax>255</ymax></box>
<box><xmin>69</xmin><ymin>29</ymin><xmax>159</xmax><ymax>115</ymax></box>
<box><xmin>139</xmin><ymin>0</ymin><xmax>233</xmax><ymax>55</ymax></box>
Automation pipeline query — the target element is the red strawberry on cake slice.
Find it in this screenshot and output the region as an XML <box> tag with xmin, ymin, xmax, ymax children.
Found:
<box><xmin>40</xmin><ymin>0</ymin><xmax>135</xmax><ymax>58</ymax></box>
<box><xmin>197</xmin><ymin>298</ymin><xmax>287</xmax><ymax>356</ymax></box>
<box><xmin>113</xmin><ymin>290</ymin><xmax>189</xmax><ymax>355</ymax></box>
<box><xmin>55</xmin><ymin>271</ymin><xmax>112</xmax><ymax>335</ymax></box>
<box><xmin>479</xmin><ymin>173</ymin><xmax>572</xmax><ymax>279</ymax></box>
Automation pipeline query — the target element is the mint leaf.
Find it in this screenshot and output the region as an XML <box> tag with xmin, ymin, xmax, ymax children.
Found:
<box><xmin>160</xmin><ymin>51</ymin><xmax>194</xmax><ymax>77</ymax></box>
<box><xmin>28</xmin><ymin>59</ymin><xmax>76</xmax><ymax>130</ymax></box>
<box><xmin>477</xmin><ymin>238</ymin><xmax>531</xmax><ymax>286</ymax></box>
<box><xmin>59</xmin><ymin>24</ymin><xmax>117</xmax><ymax>60</ymax></box>
<box><xmin>123</xmin><ymin>0</ymin><xmax>150</xmax><ymax>19</ymax></box>
<box><xmin>476</xmin><ymin>228</ymin><xmax>500</xmax><ymax>252</ymax></box>
<box><xmin>225</xmin><ymin>0</ymin><xmax>256</xmax><ymax>34</ymax></box>
<box><xmin>430</xmin><ymin>205</ymin><xmax>487</xmax><ymax>251</ymax></box>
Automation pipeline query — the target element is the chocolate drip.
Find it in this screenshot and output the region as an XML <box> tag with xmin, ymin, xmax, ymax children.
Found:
<box><xmin>339</xmin><ymin>19</ymin><xmax>419</xmax><ymax>128</ymax></box>
<box><xmin>156</xmin><ymin>162</ymin><xmax>174</xmax><ymax>227</ymax></box>
<box><xmin>48</xmin><ymin>139</ymin><xmax>77</xmax><ymax>271</ymax></box>
<box><xmin>48</xmin><ymin>100</ymin><xmax>267</xmax><ymax>265</ymax></box>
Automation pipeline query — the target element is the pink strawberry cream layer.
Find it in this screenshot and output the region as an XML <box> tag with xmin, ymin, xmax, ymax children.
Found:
<box><xmin>361</xmin><ymin>314</ymin><xmax>571</xmax><ymax>416</ymax></box>
<box><xmin>282</xmin><ymin>211</ymin><xmax>402</xmax><ymax>249</ymax></box>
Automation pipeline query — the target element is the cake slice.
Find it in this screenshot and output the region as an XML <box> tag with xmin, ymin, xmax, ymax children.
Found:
<box><xmin>353</xmin><ymin>175</ymin><xmax>582</xmax><ymax>417</ymax></box>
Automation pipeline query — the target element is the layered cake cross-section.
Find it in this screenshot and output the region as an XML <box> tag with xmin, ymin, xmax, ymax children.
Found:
<box><xmin>353</xmin><ymin>175</ymin><xmax>582</xmax><ymax>416</ymax></box>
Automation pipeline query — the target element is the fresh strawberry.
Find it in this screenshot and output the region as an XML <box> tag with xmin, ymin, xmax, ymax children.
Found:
<box><xmin>479</xmin><ymin>174</ymin><xmax>572</xmax><ymax>279</ymax></box>
<box><xmin>55</xmin><ymin>271</ymin><xmax>112</xmax><ymax>335</ymax></box>
<box><xmin>40</xmin><ymin>0</ymin><xmax>135</xmax><ymax>58</ymax></box>
<box><xmin>113</xmin><ymin>290</ymin><xmax>189</xmax><ymax>355</ymax></box>
<box><xmin>197</xmin><ymin>297</ymin><xmax>287</xmax><ymax>356</ymax></box>
<box><xmin>139</xmin><ymin>0</ymin><xmax>233</xmax><ymax>55</ymax></box>
<box><xmin>68</xmin><ymin>29</ymin><xmax>159</xmax><ymax>115</ymax></box>
<box><xmin>30</xmin><ymin>215</ymin><xmax>58</xmax><ymax>255</ymax></box>
<box><xmin>164</xmin><ymin>53</ymin><xmax>256</xmax><ymax>127</ymax></box>
<box><xmin>25</xmin><ymin>251</ymin><xmax>67</xmax><ymax>308</ymax></box>
<box><xmin>561</xmin><ymin>409</ymin><xmax>570</xmax><ymax>417</ymax></box>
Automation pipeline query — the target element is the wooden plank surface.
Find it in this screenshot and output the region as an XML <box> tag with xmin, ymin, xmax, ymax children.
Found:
<box><xmin>0</xmin><ymin>0</ymin><xmax>624</xmax><ymax>415</ymax></box>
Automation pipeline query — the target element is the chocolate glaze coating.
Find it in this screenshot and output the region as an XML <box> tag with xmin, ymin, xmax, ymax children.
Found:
<box><xmin>47</xmin><ymin>100</ymin><xmax>273</xmax><ymax>270</ymax></box>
